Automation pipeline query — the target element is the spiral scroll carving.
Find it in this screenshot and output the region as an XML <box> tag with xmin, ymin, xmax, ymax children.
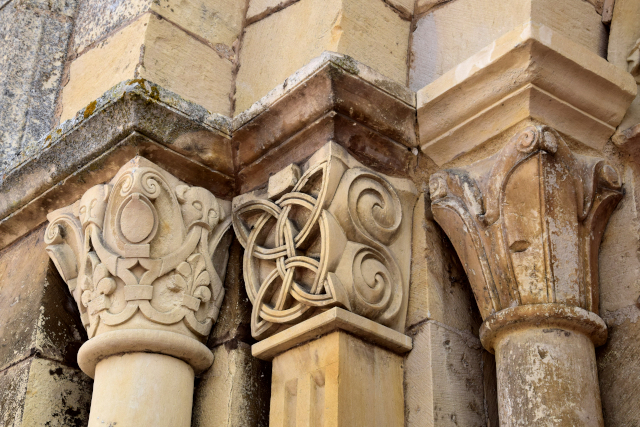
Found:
<box><xmin>232</xmin><ymin>143</ymin><xmax>417</xmax><ymax>339</ymax></box>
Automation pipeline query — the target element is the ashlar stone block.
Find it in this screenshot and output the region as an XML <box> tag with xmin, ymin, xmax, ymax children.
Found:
<box><xmin>192</xmin><ymin>342</ymin><xmax>271</xmax><ymax>427</ymax></box>
<box><xmin>0</xmin><ymin>357</ymin><xmax>92</xmax><ymax>427</ymax></box>
<box><xmin>405</xmin><ymin>321</ymin><xmax>486</xmax><ymax>427</ymax></box>
<box><xmin>410</xmin><ymin>0</ymin><xmax>608</xmax><ymax>91</ymax></box>
<box><xmin>0</xmin><ymin>226</ymin><xmax>85</xmax><ymax>372</ymax></box>
<box><xmin>236</xmin><ymin>0</ymin><xmax>410</xmax><ymax>112</ymax></box>
<box><xmin>61</xmin><ymin>2</ymin><xmax>238</xmax><ymax>122</ymax></box>
<box><xmin>0</xmin><ymin>0</ymin><xmax>76</xmax><ymax>175</ymax></box>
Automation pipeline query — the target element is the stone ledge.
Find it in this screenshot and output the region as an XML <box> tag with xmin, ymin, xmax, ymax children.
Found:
<box><xmin>417</xmin><ymin>22</ymin><xmax>636</xmax><ymax>166</ymax></box>
<box><xmin>251</xmin><ymin>307</ymin><xmax>413</xmax><ymax>360</ymax></box>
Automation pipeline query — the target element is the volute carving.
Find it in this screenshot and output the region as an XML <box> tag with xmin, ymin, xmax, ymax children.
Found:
<box><xmin>429</xmin><ymin>126</ymin><xmax>623</xmax><ymax>320</ymax></box>
<box><xmin>232</xmin><ymin>142</ymin><xmax>418</xmax><ymax>339</ymax></box>
<box><xmin>45</xmin><ymin>157</ymin><xmax>233</xmax><ymax>341</ymax></box>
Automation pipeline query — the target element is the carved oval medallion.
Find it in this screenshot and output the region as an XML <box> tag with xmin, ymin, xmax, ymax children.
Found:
<box><xmin>119</xmin><ymin>194</ymin><xmax>157</xmax><ymax>243</ymax></box>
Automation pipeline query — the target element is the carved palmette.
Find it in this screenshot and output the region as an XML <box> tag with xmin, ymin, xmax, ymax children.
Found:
<box><xmin>232</xmin><ymin>143</ymin><xmax>417</xmax><ymax>339</ymax></box>
<box><xmin>45</xmin><ymin>157</ymin><xmax>233</xmax><ymax>340</ymax></box>
<box><xmin>429</xmin><ymin>126</ymin><xmax>623</xmax><ymax>319</ymax></box>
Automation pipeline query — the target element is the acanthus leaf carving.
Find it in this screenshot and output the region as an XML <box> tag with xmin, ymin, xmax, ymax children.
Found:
<box><xmin>429</xmin><ymin>126</ymin><xmax>623</xmax><ymax>319</ymax></box>
<box><xmin>45</xmin><ymin>157</ymin><xmax>232</xmax><ymax>342</ymax></box>
<box><xmin>232</xmin><ymin>142</ymin><xmax>417</xmax><ymax>340</ymax></box>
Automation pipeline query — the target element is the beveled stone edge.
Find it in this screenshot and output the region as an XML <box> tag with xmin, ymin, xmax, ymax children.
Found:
<box><xmin>479</xmin><ymin>303</ymin><xmax>608</xmax><ymax>354</ymax></box>
<box><xmin>251</xmin><ymin>307</ymin><xmax>413</xmax><ymax>361</ymax></box>
<box><xmin>77</xmin><ymin>329</ymin><xmax>214</xmax><ymax>378</ymax></box>
<box><xmin>0</xmin><ymin>132</ymin><xmax>235</xmax><ymax>251</ymax></box>
<box><xmin>417</xmin><ymin>21</ymin><xmax>637</xmax><ymax>164</ymax></box>
<box><xmin>232</xmin><ymin>51</ymin><xmax>416</xmax><ymax>130</ymax></box>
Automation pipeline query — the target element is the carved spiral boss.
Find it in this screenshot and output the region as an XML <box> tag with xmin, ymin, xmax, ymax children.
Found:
<box><xmin>232</xmin><ymin>143</ymin><xmax>416</xmax><ymax>339</ymax></box>
<box><xmin>45</xmin><ymin>157</ymin><xmax>232</xmax><ymax>374</ymax></box>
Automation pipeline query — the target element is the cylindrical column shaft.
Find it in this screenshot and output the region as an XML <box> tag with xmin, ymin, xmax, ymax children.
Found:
<box><xmin>88</xmin><ymin>352</ymin><xmax>195</xmax><ymax>427</ymax></box>
<box><xmin>494</xmin><ymin>326</ymin><xmax>603</xmax><ymax>426</ymax></box>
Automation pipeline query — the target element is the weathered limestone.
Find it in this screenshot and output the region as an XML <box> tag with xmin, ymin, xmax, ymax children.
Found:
<box><xmin>429</xmin><ymin>125</ymin><xmax>622</xmax><ymax>425</ymax></box>
<box><xmin>410</xmin><ymin>0</ymin><xmax>608</xmax><ymax>91</ymax></box>
<box><xmin>404</xmin><ymin>321</ymin><xmax>487</xmax><ymax>427</ymax></box>
<box><xmin>236</xmin><ymin>0</ymin><xmax>411</xmax><ymax>112</ymax></box>
<box><xmin>0</xmin><ymin>80</ymin><xmax>233</xmax><ymax>252</ymax></box>
<box><xmin>0</xmin><ymin>225</ymin><xmax>91</xmax><ymax>426</ymax></box>
<box><xmin>609</xmin><ymin>0</ymin><xmax>640</xmax><ymax>146</ymax></box>
<box><xmin>0</xmin><ymin>0</ymin><xmax>77</xmax><ymax>176</ymax></box>
<box><xmin>44</xmin><ymin>157</ymin><xmax>234</xmax><ymax>426</ymax></box>
<box><xmin>417</xmin><ymin>22</ymin><xmax>636</xmax><ymax>166</ymax></box>
<box><xmin>59</xmin><ymin>0</ymin><xmax>244</xmax><ymax>122</ymax></box>
<box><xmin>231</xmin><ymin>142</ymin><xmax>417</xmax><ymax>426</ymax></box>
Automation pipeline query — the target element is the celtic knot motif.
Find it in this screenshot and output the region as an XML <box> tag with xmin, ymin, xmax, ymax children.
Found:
<box><xmin>233</xmin><ymin>144</ymin><xmax>418</xmax><ymax>339</ymax></box>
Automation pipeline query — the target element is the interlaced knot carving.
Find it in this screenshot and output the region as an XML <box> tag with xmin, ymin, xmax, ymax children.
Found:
<box><xmin>233</xmin><ymin>145</ymin><xmax>418</xmax><ymax>340</ymax></box>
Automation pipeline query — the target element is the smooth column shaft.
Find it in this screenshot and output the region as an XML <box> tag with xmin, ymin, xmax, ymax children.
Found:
<box><xmin>88</xmin><ymin>352</ymin><xmax>195</xmax><ymax>427</ymax></box>
<box><xmin>495</xmin><ymin>326</ymin><xmax>603</xmax><ymax>427</ymax></box>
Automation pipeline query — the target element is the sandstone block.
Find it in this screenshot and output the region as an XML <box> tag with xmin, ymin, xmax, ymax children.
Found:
<box><xmin>0</xmin><ymin>226</ymin><xmax>85</xmax><ymax>372</ymax></box>
<box><xmin>598</xmin><ymin>164</ymin><xmax>640</xmax><ymax>315</ymax></box>
<box><xmin>192</xmin><ymin>342</ymin><xmax>271</xmax><ymax>427</ymax></box>
<box><xmin>597</xmin><ymin>316</ymin><xmax>640</xmax><ymax>425</ymax></box>
<box><xmin>406</xmin><ymin>194</ymin><xmax>481</xmax><ymax>334</ymax></box>
<box><xmin>61</xmin><ymin>12</ymin><xmax>233</xmax><ymax>122</ymax></box>
<box><xmin>0</xmin><ymin>1</ymin><xmax>75</xmax><ymax>175</ymax></box>
<box><xmin>404</xmin><ymin>321</ymin><xmax>487</xmax><ymax>427</ymax></box>
<box><xmin>72</xmin><ymin>0</ymin><xmax>244</xmax><ymax>56</ymax></box>
<box><xmin>0</xmin><ymin>357</ymin><xmax>92</xmax><ymax>427</ymax></box>
<box><xmin>410</xmin><ymin>0</ymin><xmax>607</xmax><ymax>91</ymax></box>
<box><xmin>141</xmin><ymin>14</ymin><xmax>234</xmax><ymax>115</ymax></box>
<box><xmin>236</xmin><ymin>0</ymin><xmax>410</xmax><ymax>112</ymax></box>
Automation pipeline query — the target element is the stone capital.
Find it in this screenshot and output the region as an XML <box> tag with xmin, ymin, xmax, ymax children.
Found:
<box><xmin>45</xmin><ymin>156</ymin><xmax>233</xmax><ymax>377</ymax></box>
<box><xmin>429</xmin><ymin>125</ymin><xmax>622</xmax><ymax>328</ymax></box>
<box><xmin>232</xmin><ymin>142</ymin><xmax>418</xmax><ymax>341</ymax></box>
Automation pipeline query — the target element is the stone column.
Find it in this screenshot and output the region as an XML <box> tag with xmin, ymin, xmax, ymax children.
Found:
<box><xmin>44</xmin><ymin>157</ymin><xmax>233</xmax><ymax>427</ymax></box>
<box><xmin>231</xmin><ymin>142</ymin><xmax>418</xmax><ymax>427</ymax></box>
<box><xmin>428</xmin><ymin>126</ymin><xmax>622</xmax><ymax>425</ymax></box>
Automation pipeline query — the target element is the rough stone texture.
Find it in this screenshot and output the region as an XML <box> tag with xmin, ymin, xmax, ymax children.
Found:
<box><xmin>0</xmin><ymin>357</ymin><xmax>91</xmax><ymax>427</ymax></box>
<box><xmin>71</xmin><ymin>0</ymin><xmax>244</xmax><ymax>57</ymax></box>
<box><xmin>1</xmin><ymin>80</ymin><xmax>234</xmax><ymax>252</ymax></box>
<box><xmin>20</xmin><ymin>357</ymin><xmax>92</xmax><ymax>427</ymax></box>
<box><xmin>0</xmin><ymin>0</ymin><xmax>76</xmax><ymax>176</ymax></box>
<box><xmin>608</xmin><ymin>0</ymin><xmax>640</xmax><ymax>136</ymax></box>
<box><xmin>236</xmin><ymin>0</ymin><xmax>410</xmax><ymax>112</ymax></box>
<box><xmin>60</xmin><ymin>13</ymin><xmax>148</xmax><ymax>122</ymax></box>
<box><xmin>0</xmin><ymin>225</ymin><xmax>85</xmax><ymax>372</ymax></box>
<box><xmin>141</xmin><ymin>13</ymin><xmax>234</xmax><ymax>116</ymax></box>
<box><xmin>405</xmin><ymin>321</ymin><xmax>487</xmax><ymax>427</ymax></box>
<box><xmin>0</xmin><ymin>358</ymin><xmax>30</xmax><ymax>426</ymax></box>
<box><xmin>598</xmin><ymin>163</ymin><xmax>640</xmax><ymax>315</ymax></box>
<box><xmin>61</xmin><ymin>12</ymin><xmax>234</xmax><ymax>122</ymax></box>
<box><xmin>409</xmin><ymin>0</ymin><xmax>608</xmax><ymax>91</ymax></box>
<box><xmin>597</xmin><ymin>316</ymin><xmax>640</xmax><ymax>426</ymax></box>
<box><xmin>406</xmin><ymin>194</ymin><xmax>481</xmax><ymax>335</ymax></box>
<box><xmin>207</xmin><ymin>240</ymin><xmax>252</xmax><ymax>347</ymax></box>
<box><xmin>192</xmin><ymin>342</ymin><xmax>271</xmax><ymax>427</ymax></box>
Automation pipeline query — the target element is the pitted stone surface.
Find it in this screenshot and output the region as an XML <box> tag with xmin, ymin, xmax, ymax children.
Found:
<box><xmin>0</xmin><ymin>0</ymin><xmax>76</xmax><ymax>177</ymax></box>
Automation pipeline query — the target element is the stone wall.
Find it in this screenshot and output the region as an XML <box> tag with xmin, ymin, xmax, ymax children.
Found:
<box><xmin>1</xmin><ymin>0</ymin><xmax>639</xmax><ymax>426</ymax></box>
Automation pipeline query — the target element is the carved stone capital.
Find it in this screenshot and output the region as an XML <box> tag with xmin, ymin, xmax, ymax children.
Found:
<box><xmin>429</xmin><ymin>125</ymin><xmax>622</xmax><ymax>325</ymax></box>
<box><xmin>45</xmin><ymin>156</ymin><xmax>233</xmax><ymax>376</ymax></box>
<box><xmin>232</xmin><ymin>142</ymin><xmax>418</xmax><ymax>340</ymax></box>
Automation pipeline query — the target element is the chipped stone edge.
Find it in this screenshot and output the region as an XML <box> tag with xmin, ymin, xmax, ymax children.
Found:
<box><xmin>5</xmin><ymin>79</ymin><xmax>232</xmax><ymax>184</ymax></box>
<box><xmin>232</xmin><ymin>51</ymin><xmax>416</xmax><ymax>131</ymax></box>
